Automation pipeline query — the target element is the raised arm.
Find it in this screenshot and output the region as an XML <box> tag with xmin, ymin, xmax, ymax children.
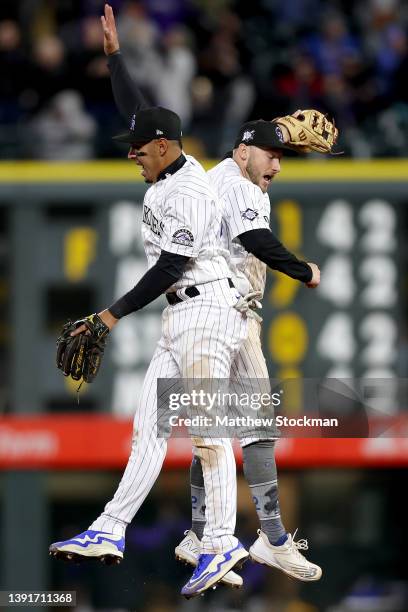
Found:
<box><xmin>101</xmin><ymin>3</ymin><xmax>148</xmax><ymax>120</ymax></box>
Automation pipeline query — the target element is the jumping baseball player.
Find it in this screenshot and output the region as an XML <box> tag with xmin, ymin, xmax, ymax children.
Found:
<box><xmin>175</xmin><ymin>123</ymin><xmax>323</xmax><ymax>586</ymax></box>
<box><xmin>97</xmin><ymin>3</ymin><xmax>333</xmax><ymax>590</ymax></box>
<box><xmin>50</xmin><ymin>95</ymin><xmax>252</xmax><ymax>601</ymax></box>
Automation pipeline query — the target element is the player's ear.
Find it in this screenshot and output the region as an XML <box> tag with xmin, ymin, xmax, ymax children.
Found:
<box><xmin>157</xmin><ymin>138</ymin><xmax>169</xmax><ymax>156</ymax></box>
<box><xmin>238</xmin><ymin>143</ymin><xmax>248</xmax><ymax>161</ymax></box>
<box><xmin>236</xmin><ymin>144</ymin><xmax>250</xmax><ymax>167</ymax></box>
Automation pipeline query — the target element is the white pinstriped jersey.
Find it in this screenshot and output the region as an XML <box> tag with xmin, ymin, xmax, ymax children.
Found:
<box><xmin>92</xmin><ymin>163</ymin><xmax>248</xmax><ymax>553</ymax></box>
<box><xmin>141</xmin><ymin>154</ymin><xmax>231</xmax><ymax>291</ymax></box>
<box><xmin>208</xmin><ymin>157</ymin><xmax>270</xmax><ymax>298</ymax></box>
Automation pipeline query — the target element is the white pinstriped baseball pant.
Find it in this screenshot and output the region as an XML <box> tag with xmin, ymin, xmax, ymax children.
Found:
<box><xmin>230</xmin><ymin>317</ymin><xmax>278</xmax><ymax>447</ymax></box>
<box><xmin>90</xmin><ymin>279</ymin><xmax>248</xmax><ymax>553</ymax></box>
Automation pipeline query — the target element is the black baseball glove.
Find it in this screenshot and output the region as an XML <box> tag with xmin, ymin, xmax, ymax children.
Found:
<box><xmin>56</xmin><ymin>314</ymin><xmax>110</xmax><ymax>383</ymax></box>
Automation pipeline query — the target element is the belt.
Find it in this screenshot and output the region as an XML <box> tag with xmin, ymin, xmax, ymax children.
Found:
<box><xmin>166</xmin><ymin>278</ymin><xmax>235</xmax><ymax>305</ymax></box>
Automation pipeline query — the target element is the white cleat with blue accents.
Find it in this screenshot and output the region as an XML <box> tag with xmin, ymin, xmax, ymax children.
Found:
<box><xmin>49</xmin><ymin>530</ymin><xmax>124</xmax><ymax>565</ymax></box>
<box><xmin>181</xmin><ymin>541</ymin><xmax>249</xmax><ymax>599</ymax></box>
<box><xmin>249</xmin><ymin>529</ymin><xmax>322</xmax><ymax>581</ymax></box>
<box><xmin>175</xmin><ymin>530</ymin><xmax>243</xmax><ymax>589</ymax></box>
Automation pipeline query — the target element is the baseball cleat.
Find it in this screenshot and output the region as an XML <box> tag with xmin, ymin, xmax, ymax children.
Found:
<box><xmin>181</xmin><ymin>541</ymin><xmax>249</xmax><ymax>599</ymax></box>
<box><xmin>175</xmin><ymin>530</ymin><xmax>243</xmax><ymax>589</ymax></box>
<box><xmin>249</xmin><ymin>529</ymin><xmax>322</xmax><ymax>581</ymax></box>
<box><xmin>49</xmin><ymin>530</ymin><xmax>124</xmax><ymax>565</ymax></box>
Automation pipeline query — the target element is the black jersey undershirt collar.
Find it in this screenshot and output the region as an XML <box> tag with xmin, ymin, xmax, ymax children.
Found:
<box><xmin>157</xmin><ymin>154</ymin><xmax>187</xmax><ymax>182</ymax></box>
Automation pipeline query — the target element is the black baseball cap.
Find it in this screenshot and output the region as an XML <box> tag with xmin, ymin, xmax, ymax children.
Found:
<box><xmin>234</xmin><ymin>119</ymin><xmax>293</xmax><ymax>151</ymax></box>
<box><xmin>113</xmin><ymin>106</ymin><xmax>182</xmax><ymax>146</ymax></box>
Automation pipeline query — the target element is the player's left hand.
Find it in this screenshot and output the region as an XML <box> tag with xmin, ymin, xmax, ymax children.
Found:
<box><xmin>305</xmin><ymin>262</ymin><xmax>320</xmax><ymax>288</ymax></box>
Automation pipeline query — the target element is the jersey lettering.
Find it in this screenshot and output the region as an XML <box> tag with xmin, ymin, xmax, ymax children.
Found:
<box><xmin>143</xmin><ymin>204</ymin><xmax>163</xmax><ymax>237</ymax></box>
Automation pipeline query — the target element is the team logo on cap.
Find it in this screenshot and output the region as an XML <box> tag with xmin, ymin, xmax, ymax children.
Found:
<box><xmin>172</xmin><ymin>228</ymin><xmax>194</xmax><ymax>247</ymax></box>
<box><xmin>275</xmin><ymin>126</ymin><xmax>284</xmax><ymax>143</ymax></box>
<box><xmin>130</xmin><ymin>114</ymin><xmax>136</xmax><ymax>131</ymax></box>
<box><xmin>156</xmin><ymin>129</ymin><xmax>164</xmax><ymax>135</ymax></box>
<box><xmin>241</xmin><ymin>208</ymin><xmax>258</xmax><ymax>221</ymax></box>
<box><xmin>242</xmin><ymin>129</ymin><xmax>255</xmax><ymax>142</ymax></box>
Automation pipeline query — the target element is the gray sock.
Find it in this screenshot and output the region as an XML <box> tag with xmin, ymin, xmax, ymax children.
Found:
<box><xmin>243</xmin><ymin>440</ymin><xmax>287</xmax><ymax>545</ymax></box>
<box><xmin>190</xmin><ymin>456</ymin><xmax>206</xmax><ymax>540</ymax></box>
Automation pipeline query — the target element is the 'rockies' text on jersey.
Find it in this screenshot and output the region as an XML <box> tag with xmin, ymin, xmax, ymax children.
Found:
<box><xmin>142</xmin><ymin>155</ymin><xmax>231</xmax><ymax>290</ymax></box>
<box><xmin>208</xmin><ymin>157</ymin><xmax>270</xmax><ymax>298</ymax></box>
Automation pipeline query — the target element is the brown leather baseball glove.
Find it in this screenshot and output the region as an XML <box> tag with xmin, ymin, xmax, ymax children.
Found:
<box><xmin>273</xmin><ymin>109</ymin><xmax>339</xmax><ymax>154</ymax></box>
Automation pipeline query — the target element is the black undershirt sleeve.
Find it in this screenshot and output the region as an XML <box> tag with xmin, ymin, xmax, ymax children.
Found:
<box><xmin>108</xmin><ymin>250</ymin><xmax>190</xmax><ymax>318</ymax></box>
<box><xmin>238</xmin><ymin>228</ymin><xmax>313</xmax><ymax>283</ymax></box>
<box><xmin>107</xmin><ymin>51</ymin><xmax>149</xmax><ymax>121</ymax></box>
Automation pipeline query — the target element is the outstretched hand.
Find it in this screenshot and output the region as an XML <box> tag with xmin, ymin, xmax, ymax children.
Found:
<box><xmin>101</xmin><ymin>3</ymin><xmax>120</xmax><ymax>56</ymax></box>
<box><xmin>306</xmin><ymin>262</ymin><xmax>320</xmax><ymax>288</ymax></box>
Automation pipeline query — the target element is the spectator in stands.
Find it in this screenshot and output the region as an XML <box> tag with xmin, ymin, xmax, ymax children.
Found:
<box><xmin>394</xmin><ymin>36</ymin><xmax>408</xmax><ymax>104</ymax></box>
<box><xmin>25</xmin><ymin>35</ymin><xmax>71</xmax><ymax>116</ymax></box>
<box><xmin>0</xmin><ymin>20</ymin><xmax>26</xmax><ymax>122</ymax></box>
<box><xmin>362</xmin><ymin>2</ymin><xmax>407</xmax><ymax>97</ymax></box>
<box><xmin>193</xmin><ymin>10</ymin><xmax>254</xmax><ymax>156</ymax></box>
<box><xmin>274</xmin><ymin>52</ymin><xmax>323</xmax><ymax>111</ymax></box>
<box><xmin>153</xmin><ymin>26</ymin><xmax>196</xmax><ymax>127</ymax></box>
<box><xmin>302</xmin><ymin>11</ymin><xmax>360</xmax><ymax>76</ymax></box>
<box><xmin>115</xmin><ymin>0</ymin><xmax>159</xmax><ymax>100</ymax></box>
<box><xmin>71</xmin><ymin>16</ymin><xmax>112</xmax><ymax>120</ymax></box>
<box><xmin>143</xmin><ymin>0</ymin><xmax>193</xmax><ymax>32</ymax></box>
<box><xmin>258</xmin><ymin>0</ymin><xmax>321</xmax><ymax>40</ymax></box>
<box><xmin>27</xmin><ymin>90</ymin><xmax>96</xmax><ymax>160</ymax></box>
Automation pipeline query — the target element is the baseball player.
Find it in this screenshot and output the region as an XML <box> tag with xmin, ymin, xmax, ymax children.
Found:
<box><xmin>99</xmin><ymin>2</ymin><xmax>324</xmax><ymax>589</ymax></box>
<box><xmin>50</xmin><ymin>87</ymin><xmax>252</xmax><ymax>602</ymax></box>
<box><xmin>175</xmin><ymin>123</ymin><xmax>323</xmax><ymax>585</ymax></box>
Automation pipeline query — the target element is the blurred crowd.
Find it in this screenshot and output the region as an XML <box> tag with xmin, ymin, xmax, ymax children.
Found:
<box><xmin>1</xmin><ymin>0</ymin><xmax>408</xmax><ymax>159</ymax></box>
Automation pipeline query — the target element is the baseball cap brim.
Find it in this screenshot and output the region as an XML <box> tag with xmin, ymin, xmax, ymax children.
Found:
<box><xmin>248</xmin><ymin>139</ymin><xmax>294</xmax><ymax>152</ymax></box>
<box><xmin>112</xmin><ymin>131</ymin><xmax>152</xmax><ymax>146</ymax></box>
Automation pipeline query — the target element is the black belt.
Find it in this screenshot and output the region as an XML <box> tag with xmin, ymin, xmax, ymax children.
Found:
<box><xmin>166</xmin><ymin>278</ymin><xmax>234</xmax><ymax>305</ymax></box>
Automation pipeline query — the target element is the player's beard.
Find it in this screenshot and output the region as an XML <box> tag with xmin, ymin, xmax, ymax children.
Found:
<box><xmin>246</xmin><ymin>158</ymin><xmax>268</xmax><ymax>193</ymax></box>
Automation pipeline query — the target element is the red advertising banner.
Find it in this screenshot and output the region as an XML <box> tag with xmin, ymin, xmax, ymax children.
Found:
<box><xmin>0</xmin><ymin>415</ymin><xmax>407</xmax><ymax>469</ymax></box>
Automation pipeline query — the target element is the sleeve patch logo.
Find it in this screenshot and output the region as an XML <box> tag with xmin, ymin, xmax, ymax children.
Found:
<box><xmin>172</xmin><ymin>228</ymin><xmax>194</xmax><ymax>247</ymax></box>
<box><xmin>241</xmin><ymin>208</ymin><xmax>259</xmax><ymax>221</ymax></box>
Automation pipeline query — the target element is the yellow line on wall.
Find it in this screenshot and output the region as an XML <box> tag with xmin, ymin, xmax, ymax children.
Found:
<box><xmin>0</xmin><ymin>159</ymin><xmax>407</xmax><ymax>182</ymax></box>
